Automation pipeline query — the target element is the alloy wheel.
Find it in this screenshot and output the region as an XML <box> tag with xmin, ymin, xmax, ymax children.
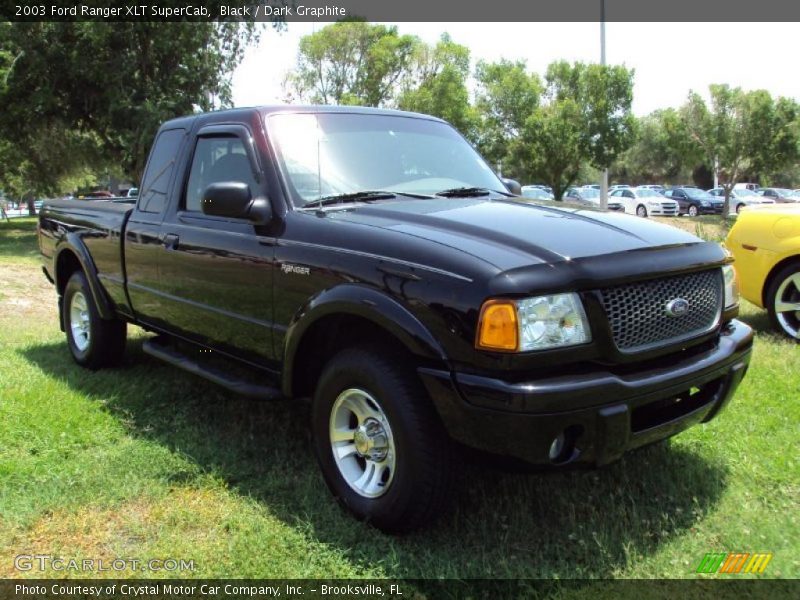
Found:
<box><xmin>774</xmin><ymin>271</ymin><xmax>800</xmax><ymax>339</ymax></box>
<box><xmin>329</xmin><ymin>388</ymin><xmax>396</xmax><ymax>498</ymax></box>
<box><xmin>69</xmin><ymin>291</ymin><xmax>91</xmax><ymax>351</ymax></box>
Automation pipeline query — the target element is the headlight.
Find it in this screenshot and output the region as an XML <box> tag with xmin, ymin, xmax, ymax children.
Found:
<box><xmin>476</xmin><ymin>293</ymin><xmax>591</xmax><ymax>352</ymax></box>
<box><xmin>722</xmin><ymin>265</ymin><xmax>739</xmax><ymax>308</ymax></box>
<box><xmin>700</xmin><ymin>200</ymin><xmax>710</xmax><ymax>207</ymax></box>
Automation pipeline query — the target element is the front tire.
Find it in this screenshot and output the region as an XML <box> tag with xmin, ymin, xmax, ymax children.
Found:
<box><xmin>311</xmin><ymin>345</ymin><xmax>454</xmax><ymax>533</ymax></box>
<box><xmin>636</xmin><ymin>204</ymin><xmax>648</xmax><ymax>218</ymax></box>
<box><xmin>688</xmin><ymin>204</ymin><xmax>699</xmax><ymax>217</ymax></box>
<box><xmin>766</xmin><ymin>262</ymin><xmax>800</xmax><ymax>341</ymax></box>
<box><xmin>63</xmin><ymin>271</ymin><xmax>127</xmax><ymax>368</ymax></box>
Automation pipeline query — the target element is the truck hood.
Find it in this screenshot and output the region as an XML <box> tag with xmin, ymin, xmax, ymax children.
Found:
<box><xmin>326</xmin><ymin>198</ymin><xmax>702</xmax><ymax>271</ymax></box>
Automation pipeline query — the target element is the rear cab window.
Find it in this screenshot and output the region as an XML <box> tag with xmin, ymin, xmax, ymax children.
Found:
<box><xmin>137</xmin><ymin>128</ymin><xmax>185</xmax><ymax>214</ymax></box>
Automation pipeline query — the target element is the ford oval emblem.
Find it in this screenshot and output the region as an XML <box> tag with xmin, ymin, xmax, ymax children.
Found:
<box><xmin>666</xmin><ymin>298</ymin><xmax>690</xmax><ymax>317</ymax></box>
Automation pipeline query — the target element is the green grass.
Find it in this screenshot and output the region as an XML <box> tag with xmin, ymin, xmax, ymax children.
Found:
<box><xmin>0</xmin><ymin>218</ymin><xmax>797</xmax><ymax>582</ymax></box>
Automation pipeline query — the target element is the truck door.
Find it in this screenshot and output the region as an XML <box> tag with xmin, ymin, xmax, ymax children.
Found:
<box><xmin>154</xmin><ymin>125</ymin><xmax>275</xmax><ymax>366</ymax></box>
<box><xmin>125</xmin><ymin>127</ymin><xmax>186</xmax><ymax>323</ymax></box>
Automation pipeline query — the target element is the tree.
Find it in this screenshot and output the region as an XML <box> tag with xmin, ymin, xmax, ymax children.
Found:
<box><xmin>0</xmin><ymin>22</ymin><xmax>261</xmax><ymax>195</ymax></box>
<box><xmin>283</xmin><ymin>21</ymin><xmax>418</xmax><ymax>107</ymax></box>
<box><xmin>396</xmin><ymin>34</ymin><xmax>476</xmax><ymax>139</ymax></box>
<box><xmin>473</xmin><ymin>59</ymin><xmax>542</xmax><ymax>170</ymax></box>
<box><xmin>516</xmin><ymin>99</ymin><xmax>585</xmax><ymax>200</ymax></box>
<box><xmin>683</xmin><ymin>85</ymin><xmax>800</xmax><ymax>215</ymax></box>
<box><xmin>475</xmin><ymin>60</ymin><xmax>635</xmax><ymax>199</ymax></box>
<box><xmin>612</xmin><ymin>109</ymin><xmax>701</xmax><ymax>185</ymax></box>
<box><xmin>0</xmin><ymin>128</ymin><xmax>101</xmax><ymax>213</ymax></box>
<box><xmin>545</xmin><ymin>61</ymin><xmax>636</xmax><ymax>173</ymax></box>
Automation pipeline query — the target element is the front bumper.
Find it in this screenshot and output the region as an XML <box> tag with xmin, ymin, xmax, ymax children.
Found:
<box><xmin>419</xmin><ymin>320</ymin><xmax>753</xmax><ymax>467</ymax></box>
<box><xmin>649</xmin><ymin>203</ymin><xmax>679</xmax><ymax>216</ymax></box>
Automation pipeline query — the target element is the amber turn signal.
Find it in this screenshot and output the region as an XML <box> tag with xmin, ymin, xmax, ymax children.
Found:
<box><xmin>476</xmin><ymin>299</ymin><xmax>518</xmax><ymax>351</ymax></box>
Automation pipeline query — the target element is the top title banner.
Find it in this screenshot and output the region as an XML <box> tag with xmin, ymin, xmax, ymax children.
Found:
<box><xmin>6</xmin><ymin>0</ymin><xmax>800</xmax><ymax>22</ymax></box>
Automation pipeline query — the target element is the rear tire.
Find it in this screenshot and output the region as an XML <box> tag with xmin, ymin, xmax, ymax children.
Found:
<box><xmin>766</xmin><ymin>262</ymin><xmax>800</xmax><ymax>341</ymax></box>
<box><xmin>311</xmin><ymin>345</ymin><xmax>455</xmax><ymax>533</ymax></box>
<box><xmin>63</xmin><ymin>271</ymin><xmax>127</xmax><ymax>368</ymax></box>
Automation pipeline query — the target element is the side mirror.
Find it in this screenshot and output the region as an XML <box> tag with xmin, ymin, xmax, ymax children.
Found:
<box><xmin>501</xmin><ymin>178</ymin><xmax>522</xmax><ymax>195</ymax></box>
<box><xmin>201</xmin><ymin>182</ymin><xmax>271</xmax><ymax>224</ymax></box>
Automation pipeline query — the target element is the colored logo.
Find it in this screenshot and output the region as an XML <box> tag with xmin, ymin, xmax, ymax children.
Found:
<box><xmin>696</xmin><ymin>552</ymin><xmax>772</xmax><ymax>574</ymax></box>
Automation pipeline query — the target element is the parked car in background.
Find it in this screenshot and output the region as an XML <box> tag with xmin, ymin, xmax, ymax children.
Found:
<box><xmin>759</xmin><ymin>188</ymin><xmax>799</xmax><ymax>203</ymax></box>
<box><xmin>638</xmin><ymin>184</ymin><xmax>666</xmax><ymax>193</ymax></box>
<box><xmin>126</xmin><ymin>187</ymin><xmax>139</xmax><ymax>198</ymax></box>
<box><xmin>708</xmin><ymin>187</ymin><xmax>775</xmax><ymax>214</ymax></box>
<box><xmin>564</xmin><ymin>186</ymin><xmax>625</xmax><ymax>211</ymax></box>
<box><xmin>524</xmin><ymin>183</ymin><xmax>553</xmax><ymax>195</ymax></box>
<box><xmin>611</xmin><ymin>187</ymin><xmax>679</xmax><ymax>217</ymax></box>
<box><xmin>664</xmin><ymin>187</ymin><xmax>724</xmax><ymax>216</ymax></box>
<box><xmin>521</xmin><ymin>185</ymin><xmax>554</xmax><ymax>201</ymax></box>
<box><xmin>726</xmin><ymin>205</ymin><xmax>800</xmax><ymax>340</ymax></box>
<box><xmin>734</xmin><ymin>182</ymin><xmax>761</xmax><ymax>192</ymax></box>
<box><xmin>79</xmin><ymin>190</ymin><xmax>115</xmax><ymax>199</ymax></box>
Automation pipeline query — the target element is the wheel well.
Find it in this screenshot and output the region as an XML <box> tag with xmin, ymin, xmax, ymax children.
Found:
<box><xmin>289</xmin><ymin>314</ymin><xmax>415</xmax><ymax>399</ymax></box>
<box><xmin>55</xmin><ymin>249</ymin><xmax>82</xmax><ymax>296</ymax></box>
<box><xmin>762</xmin><ymin>255</ymin><xmax>800</xmax><ymax>306</ymax></box>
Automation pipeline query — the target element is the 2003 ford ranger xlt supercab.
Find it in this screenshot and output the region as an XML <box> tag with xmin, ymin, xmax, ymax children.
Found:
<box><xmin>39</xmin><ymin>106</ymin><xmax>753</xmax><ymax>533</ymax></box>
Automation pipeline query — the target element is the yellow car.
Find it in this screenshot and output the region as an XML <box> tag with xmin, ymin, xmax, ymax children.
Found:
<box><xmin>726</xmin><ymin>205</ymin><xmax>800</xmax><ymax>340</ymax></box>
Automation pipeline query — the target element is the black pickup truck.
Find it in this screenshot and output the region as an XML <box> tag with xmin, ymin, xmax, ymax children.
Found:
<box><xmin>39</xmin><ymin>106</ymin><xmax>753</xmax><ymax>533</ymax></box>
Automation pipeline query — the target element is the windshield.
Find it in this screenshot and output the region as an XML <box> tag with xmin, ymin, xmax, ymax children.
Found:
<box><xmin>773</xmin><ymin>188</ymin><xmax>793</xmax><ymax>196</ymax></box>
<box><xmin>267</xmin><ymin>112</ymin><xmax>504</xmax><ymax>206</ymax></box>
<box><xmin>635</xmin><ymin>188</ymin><xmax>660</xmax><ymax>197</ymax></box>
<box><xmin>580</xmin><ymin>188</ymin><xmax>600</xmax><ymax>199</ymax></box>
<box><xmin>686</xmin><ymin>189</ymin><xmax>715</xmax><ymax>200</ymax></box>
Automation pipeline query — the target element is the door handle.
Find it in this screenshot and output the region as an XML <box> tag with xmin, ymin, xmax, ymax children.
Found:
<box><xmin>163</xmin><ymin>233</ymin><xmax>179</xmax><ymax>250</ymax></box>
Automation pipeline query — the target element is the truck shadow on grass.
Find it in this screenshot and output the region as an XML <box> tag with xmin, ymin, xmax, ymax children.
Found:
<box><xmin>737</xmin><ymin>310</ymin><xmax>777</xmax><ymax>338</ymax></box>
<box><xmin>23</xmin><ymin>339</ymin><xmax>729</xmax><ymax>579</ymax></box>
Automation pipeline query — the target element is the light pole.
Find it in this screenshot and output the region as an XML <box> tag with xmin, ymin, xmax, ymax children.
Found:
<box><xmin>599</xmin><ymin>0</ymin><xmax>609</xmax><ymax>210</ymax></box>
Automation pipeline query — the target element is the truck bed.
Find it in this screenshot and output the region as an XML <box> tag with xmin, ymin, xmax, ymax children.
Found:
<box><xmin>38</xmin><ymin>198</ymin><xmax>136</xmax><ymax>313</ymax></box>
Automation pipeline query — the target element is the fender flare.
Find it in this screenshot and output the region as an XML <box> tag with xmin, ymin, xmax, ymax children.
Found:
<box><xmin>54</xmin><ymin>233</ymin><xmax>115</xmax><ymax>321</ymax></box>
<box><xmin>281</xmin><ymin>284</ymin><xmax>449</xmax><ymax>396</ymax></box>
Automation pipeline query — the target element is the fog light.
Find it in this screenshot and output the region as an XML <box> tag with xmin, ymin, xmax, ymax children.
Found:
<box><xmin>549</xmin><ymin>433</ymin><xmax>566</xmax><ymax>461</ymax></box>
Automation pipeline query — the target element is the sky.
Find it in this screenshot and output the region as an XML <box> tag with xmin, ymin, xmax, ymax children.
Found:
<box><xmin>231</xmin><ymin>22</ymin><xmax>800</xmax><ymax>117</ymax></box>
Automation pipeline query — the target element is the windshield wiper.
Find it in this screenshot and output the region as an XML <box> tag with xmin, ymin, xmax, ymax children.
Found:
<box><xmin>305</xmin><ymin>190</ymin><xmax>434</xmax><ymax>210</ymax></box>
<box><xmin>435</xmin><ymin>186</ymin><xmax>513</xmax><ymax>198</ymax></box>
<box><xmin>312</xmin><ymin>191</ymin><xmax>395</xmax><ymax>207</ymax></box>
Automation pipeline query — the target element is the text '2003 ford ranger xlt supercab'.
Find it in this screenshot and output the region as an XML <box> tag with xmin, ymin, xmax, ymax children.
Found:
<box><xmin>39</xmin><ymin>106</ymin><xmax>753</xmax><ymax>533</ymax></box>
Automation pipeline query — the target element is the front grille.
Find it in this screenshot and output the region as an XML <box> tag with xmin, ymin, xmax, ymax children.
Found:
<box><xmin>598</xmin><ymin>269</ymin><xmax>723</xmax><ymax>352</ymax></box>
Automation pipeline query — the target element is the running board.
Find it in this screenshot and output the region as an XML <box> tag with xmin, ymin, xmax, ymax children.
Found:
<box><xmin>142</xmin><ymin>337</ymin><xmax>283</xmax><ymax>400</ymax></box>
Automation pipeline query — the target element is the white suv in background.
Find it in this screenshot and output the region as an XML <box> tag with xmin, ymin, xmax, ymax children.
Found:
<box><xmin>610</xmin><ymin>186</ymin><xmax>679</xmax><ymax>217</ymax></box>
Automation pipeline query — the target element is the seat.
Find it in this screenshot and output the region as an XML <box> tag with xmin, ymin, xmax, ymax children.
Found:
<box><xmin>205</xmin><ymin>152</ymin><xmax>255</xmax><ymax>190</ymax></box>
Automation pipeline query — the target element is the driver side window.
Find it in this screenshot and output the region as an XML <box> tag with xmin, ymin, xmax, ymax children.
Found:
<box><xmin>184</xmin><ymin>136</ymin><xmax>258</xmax><ymax>212</ymax></box>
